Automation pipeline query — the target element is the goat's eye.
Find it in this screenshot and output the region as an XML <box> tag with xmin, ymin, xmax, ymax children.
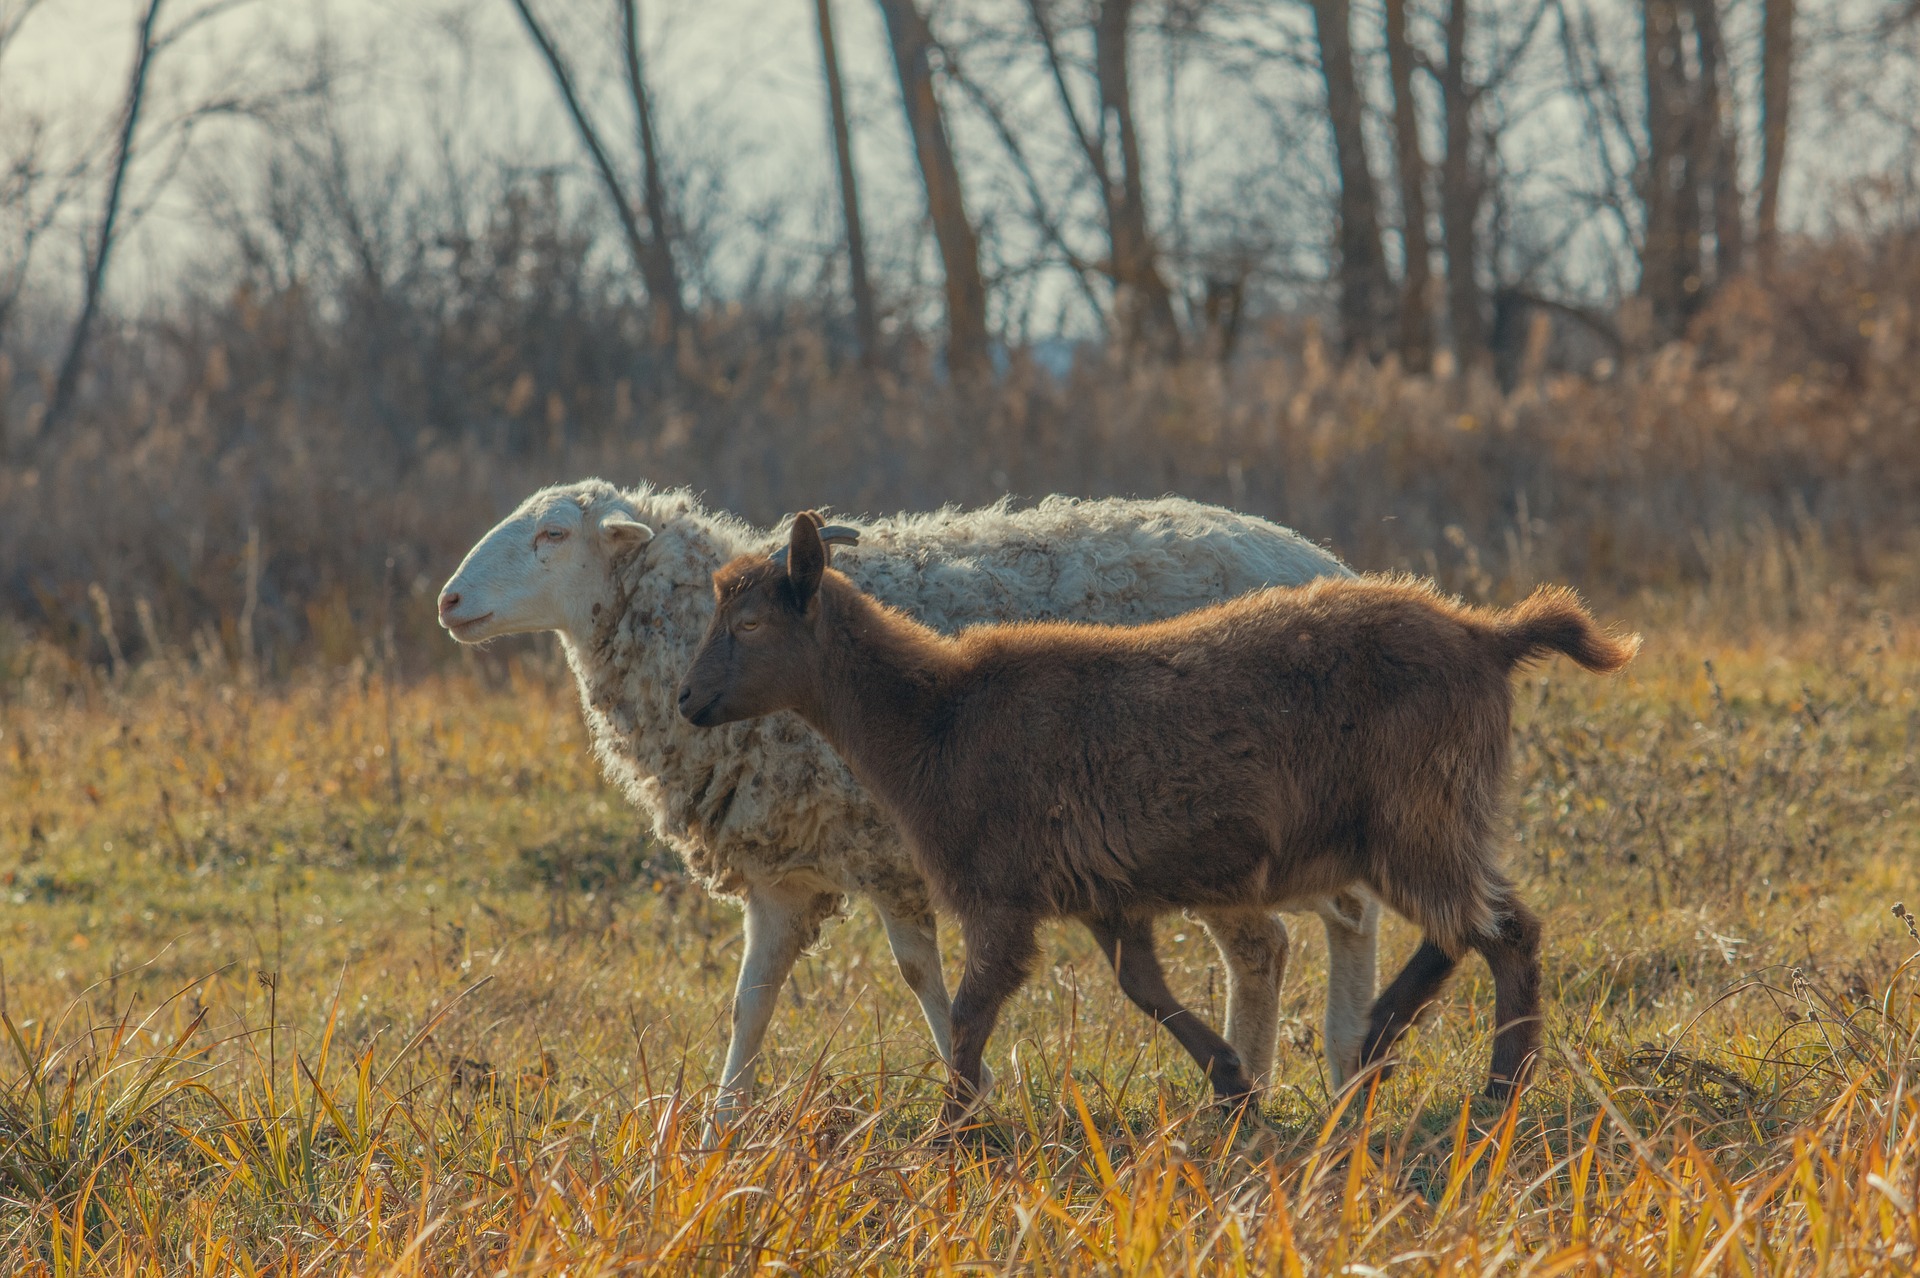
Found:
<box><xmin>738</xmin><ymin>620</ymin><xmax>760</xmax><ymax>633</ymax></box>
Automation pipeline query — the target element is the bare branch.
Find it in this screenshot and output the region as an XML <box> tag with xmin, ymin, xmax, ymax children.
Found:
<box><xmin>1025</xmin><ymin>0</ymin><xmax>1108</xmax><ymax>186</ymax></box>
<box><xmin>619</xmin><ymin>0</ymin><xmax>685</xmax><ymax>338</ymax></box>
<box><xmin>47</xmin><ymin>0</ymin><xmax>167</xmax><ymax>432</ymax></box>
<box><xmin>506</xmin><ymin>0</ymin><xmax>672</xmax><ymax>335</ymax></box>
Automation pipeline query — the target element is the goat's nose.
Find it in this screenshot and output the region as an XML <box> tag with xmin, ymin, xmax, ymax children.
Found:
<box><xmin>438</xmin><ymin>590</ymin><xmax>460</xmax><ymax>616</ymax></box>
<box><xmin>677</xmin><ymin>685</ymin><xmax>693</xmax><ymax>708</ymax></box>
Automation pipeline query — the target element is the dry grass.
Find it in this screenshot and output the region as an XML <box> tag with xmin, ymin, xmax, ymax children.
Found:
<box><xmin>7</xmin><ymin>233</ymin><xmax>1920</xmax><ymax>676</ymax></box>
<box><xmin>0</xmin><ymin>581</ymin><xmax>1916</xmax><ymax>1273</ymax></box>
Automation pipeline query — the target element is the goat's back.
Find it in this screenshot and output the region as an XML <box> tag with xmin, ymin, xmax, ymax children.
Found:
<box><xmin>887</xmin><ymin>577</ymin><xmax>1548</xmax><ymax>945</ymax></box>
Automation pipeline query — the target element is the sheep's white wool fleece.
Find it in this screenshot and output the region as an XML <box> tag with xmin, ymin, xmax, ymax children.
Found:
<box><xmin>568</xmin><ymin>481</ymin><xmax>1353</xmax><ymax>944</ymax></box>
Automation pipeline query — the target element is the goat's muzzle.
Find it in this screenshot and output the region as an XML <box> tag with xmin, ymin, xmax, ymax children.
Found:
<box><xmin>677</xmin><ymin>681</ymin><xmax>717</xmax><ymax>727</ymax></box>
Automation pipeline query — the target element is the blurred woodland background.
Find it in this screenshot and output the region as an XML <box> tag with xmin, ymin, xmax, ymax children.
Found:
<box><xmin>2</xmin><ymin>0</ymin><xmax>1918</xmax><ymax>675</ymax></box>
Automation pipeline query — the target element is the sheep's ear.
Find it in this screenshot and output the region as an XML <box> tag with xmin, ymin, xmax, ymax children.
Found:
<box><xmin>786</xmin><ymin>511</ymin><xmax>826</xmax><ymax>610</ymax></box>
<box><xmin>599</xmin><ymin>514</ymin><xmax>654</xmax><ymax>546</ymax></box>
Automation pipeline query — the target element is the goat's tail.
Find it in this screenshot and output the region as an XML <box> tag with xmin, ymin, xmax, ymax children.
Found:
<box><xmin>1494</xmin><ymin>586</ymin><xmax>1639</xmax><ymax>673</ymax></box>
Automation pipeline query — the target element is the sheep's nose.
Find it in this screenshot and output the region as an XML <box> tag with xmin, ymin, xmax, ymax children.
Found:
<box><xmin>438</xmin><ymin>589</ymin><xmax>460</xmax><ymax>617</ymax></box>
<box><xmin>677</xmin><ymin>685</ymin><xmax>693</xmax><ymax>709</ymax></box>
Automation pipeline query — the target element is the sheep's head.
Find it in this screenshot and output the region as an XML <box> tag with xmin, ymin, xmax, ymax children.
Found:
<box><xmin>438</xmin><ymin>480</ymin><xmax>653</xmax><ymax>644</ymax></box>
<box><xmin>678</xmin><ymin>512</ymin><xmax>857</xmax><ymax>727</ymax></box>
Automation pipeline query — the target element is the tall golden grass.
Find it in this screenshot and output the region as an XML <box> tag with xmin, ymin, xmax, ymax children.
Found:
<box><xmin>0</xmin><ymin>578</ymin><xmax>1914</xmax><ymax>1271</ymax></box>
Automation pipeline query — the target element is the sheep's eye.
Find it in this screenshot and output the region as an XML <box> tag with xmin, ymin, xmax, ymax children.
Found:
<box><xmin>539</xmin><ymin>528</ymin><xmax>567</xmax><ymax>544</ymax></box>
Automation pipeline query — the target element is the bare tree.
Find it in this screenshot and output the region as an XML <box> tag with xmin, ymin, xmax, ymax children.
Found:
<box><xmin>508</xmin><ymin>0</ymin><xmax>685</xmax><ymax>343</ymax></box>
<box><xmin>1755</xmin><ymin>0</ymin><xmax>1793</xmax><ymax>276</ymax></box>
<box><xmin>45</xmin><ymin>0</ymin><xmax>166</xmax><ymax>431</ymax></box>
<box><xmin>814</xmin><ymin>0</ymin><xmax>879</xmax><ymax>364</ymax></box>
<box><xmin>1440</xmin><ymin>0</ymin><xmax>1486</xmax><ymax>370</ymax></box>
<box><xmin>619</xmin><ymin>0</ymin><xmax>684</xmax><ymax>340</ymax></box>
<box><xmin>1025</xmin><ymin>0</ymin><xmax>1182</xmax><ymax>358</ymax></box>
<box><xmin>1688</xmin><ymin>0</ymin><xmax>1741</xmax><ymax>280</ymax></box>
<box><xmin>1639</xmin><ymin>0</ymin><xmax>1693</xmax><ymax>337</ymax></box>
<box><xmin>875</xmin><ymin>0</ymin><xmax>991</xmax><ymax>380</ymax></box>
<box><xmin>1310</xmin><ymin>0</ymin><xmax>1390</xmax><ymax>361</ymax></box>
<box><xmin>1384</xmin><ymin>0</ymin><xmax>1433</xmax><ymax>372</ymax></box>
<box><xmin>1092</xmin><ymin>0</ymin><xmax>1182</xmax><ymax>357</ymax></box>
<box><xmin>1637</xmin><ymin>0</ymin><xmax>1756</xmax><ymax>338</ymax></box>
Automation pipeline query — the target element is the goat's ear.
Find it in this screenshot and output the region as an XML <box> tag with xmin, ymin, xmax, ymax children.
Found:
<box><xmin>786</xmin><ymin>511</ymin><xmax>826</xmax><ymax>610</ymax></box>
<box><xmin>599</xmin><ymin>514</ymin><xmax>654</xmax><ymax>546</ymax></box>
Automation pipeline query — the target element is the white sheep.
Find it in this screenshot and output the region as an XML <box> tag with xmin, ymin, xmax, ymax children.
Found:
<box><xmin>438</xmin><ymin>480</ymin><xmax>1380</xmax><ymax>1116</ymax></box>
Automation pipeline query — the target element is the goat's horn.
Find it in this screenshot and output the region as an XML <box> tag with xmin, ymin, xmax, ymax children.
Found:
<box><xmin>770</xmin><ymin>523</ymin><xmax>861</xmax><ymax>567</ymax></box>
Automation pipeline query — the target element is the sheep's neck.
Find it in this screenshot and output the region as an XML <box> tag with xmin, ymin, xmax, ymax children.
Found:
<box><xmin>800</xmin><ymin>580</ymin><xmax>961</xmax><ymax>811</ymax></box>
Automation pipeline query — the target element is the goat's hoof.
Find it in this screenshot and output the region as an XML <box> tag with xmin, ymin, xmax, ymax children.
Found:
<box><xmin>1215</xmin><ymin>1089</ymin><xmax>1261</xmax><ymax>1122</ymax></box>
<box><xmin>1482</xmin><ymin>1075</ymin><xmax>1524</xmax><ymax>1104</ymax></box>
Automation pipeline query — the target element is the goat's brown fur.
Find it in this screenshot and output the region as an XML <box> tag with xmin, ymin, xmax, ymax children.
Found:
<box><xmin>679</xmin><ymin>512</ymin><xmax>1637</xmax><ymax>1117</ymax></box>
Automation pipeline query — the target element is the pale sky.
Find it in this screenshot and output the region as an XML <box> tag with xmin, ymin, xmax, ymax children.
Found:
<box><xmin>4</xmin><ymin>0</ymin><xmax>1917</xmax><ymax>332</ymax></box>
<box><xmin>2</xmin><ymin>0</ymin><xmax>934</xmax><ymax>308</ymax></box>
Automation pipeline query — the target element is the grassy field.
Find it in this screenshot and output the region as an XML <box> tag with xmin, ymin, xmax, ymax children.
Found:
<box><xmin>0</xmin><ymin>584</ymin><xmax>1917</xmax><ymax>1274</ymax></box>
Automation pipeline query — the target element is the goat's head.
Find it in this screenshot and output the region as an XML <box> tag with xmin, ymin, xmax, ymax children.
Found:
<box><xmin>678</xmin><ymin>512</ymin><xmax>857</xmax><ymax>727</ymax></box>
<box><xmin>438</xmin><ymin>480</ymin><xmax>654</xmax><ymax>644</ymax></box>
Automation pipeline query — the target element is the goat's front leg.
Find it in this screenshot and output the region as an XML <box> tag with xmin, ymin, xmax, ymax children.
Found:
<box><xmin>1193</xmin><ymin>909</ymin><xmax>1289</xmax><ymax>1087</ymax></box>
<box><xmin>876</xmin><ymin>903</ymin><xmax>994</xmax><ymax>1097</ymax></box>
<box><xmin>712</xmin><ymin>879</ymin><xmax>838</xmax><ymax>1131</ymax></box>
<box><xmin>944</xmin><ymin>911</ymin><xmax>1039</xmax><ymax>1127</ymax></box>
<box><xmin>1317</xmin><ymin>888</ymin><xmax>1380</xmax><ymax>1089</ymax></box>
<box><xmin>1089</xmin><ymin>914</ymin><xmax>1256</xmax><ymax>1105</ymax></box>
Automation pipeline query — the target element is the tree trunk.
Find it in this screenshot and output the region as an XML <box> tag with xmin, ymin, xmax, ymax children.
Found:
<box><xmin>875</xmin><ymin>0</ymin><xmax>992</xmax><ymax>381</ymax></box>
<box><xmin>1640</xmin><ymin>0</ymin><xmax>1702</xmax><ymax>339</ymax></box>
<box><xmin>1384</xmin><ymin>0</ymin><xmax>1433</xmax><ymax>373</ymax></box>
<box><xmin>1310</xmin><ymin>0</ymin><xmax>1390</xmax><ymax>362</ymax></box>
<box><xmin>621</xmin><ymin>0</ymin><xmax>688</xmax><ymax>342</ymax></box>
<box><xmin>511</xmin><ymin>0</ymin><xmax>684</xmax><ymax>344</ymax></box>
<box><xmin>1755</xmin><ymin>0</ymin><xmax>1793</xmax><ymax>276</ymax></box>
<box><xmin>1688</xmin><ymin>0</ymin><xmax>1742</xmax><ymax>282</ymax></box>
<box><xmin>1440</xmin><ymin>0</ymin><xmax>1484</xmax><ymax>371</ymax></box>
<box><xmin>1093</xmin><ymin>0</ymin><xmax>1181</xmax><ymax>360</ymax></box>
<box><xmin>46</xmin><ymin>0</ymin><xmax>165</xmax><ymax>431</ymax></box>
<box><xmin>813</xmin><ymin>0</ymin><xmax>879</xmax><ymax>365</ymax></box>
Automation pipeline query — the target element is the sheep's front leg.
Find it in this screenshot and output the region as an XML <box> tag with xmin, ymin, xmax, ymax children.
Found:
<box><xmin>1317</xmin><ymin>889</ymin><xmax>1380</xmax><ymax>1089</ymax></box>
<box><xmin>712</xmin><ymin>879</ymin><xmax>837</xmax><ymax>1130</ymax></box>
<box><xmin>1193</xmin><ymin>909</ymin><xmax>1290</xmax><ymax>1087</ymax></box>
<box><xmin>876</xmin><ymin>904</ymin><xmax>995</xmax><ymax>1097</ymax></box>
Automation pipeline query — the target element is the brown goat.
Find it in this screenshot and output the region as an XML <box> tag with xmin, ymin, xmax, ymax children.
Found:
<box><xmin>678</xmin><ymin>513</ymin><xmax>1637</xmax><ymax>1120</ymax></box>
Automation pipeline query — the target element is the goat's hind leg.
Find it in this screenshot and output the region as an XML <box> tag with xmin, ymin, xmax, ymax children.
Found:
<box><xmin>1088</xmin><ymin>914</ymin><xmax>1256</xmax><ymax>1106</ymax></box>
<box><xmin>1471</xmin><ymin>891</ymin><xmax>1543</xmax><ymax>1100</ymax></box>
<box><xmin>1359</xmin><ymin>938</ymin><xmax>1458</xmax><ymax>1083</ymax></box>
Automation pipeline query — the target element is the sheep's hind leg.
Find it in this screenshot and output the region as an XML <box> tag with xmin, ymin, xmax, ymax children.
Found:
<box><xmin>1317</xmin><ymin>889</ymin><xmax>1380</xmax><ymax>1089</ymax></box>
<box><xmin>1193</xmin><ymin>909</ymin><xmax>1289</xmax><ymax>1087</ymax></box>
<box><xmin>1089</xmin><ymin>915</ymin><xmax>1256</xmax><ymax>1106</ymax></box>
<box><xmin>877</xmin><ymin>903</ymin><xmax>994</xmax><ymax>1096</ymax></box>
<box><xmin>712</xmin><ymin>880</ymin><xmax>839</xmax><ymax>1131</ymax></box>
<box><xmin>944</xmin><ymin>912</ymin><xmax>1040</xmax><ymax>1128</ymax></box>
